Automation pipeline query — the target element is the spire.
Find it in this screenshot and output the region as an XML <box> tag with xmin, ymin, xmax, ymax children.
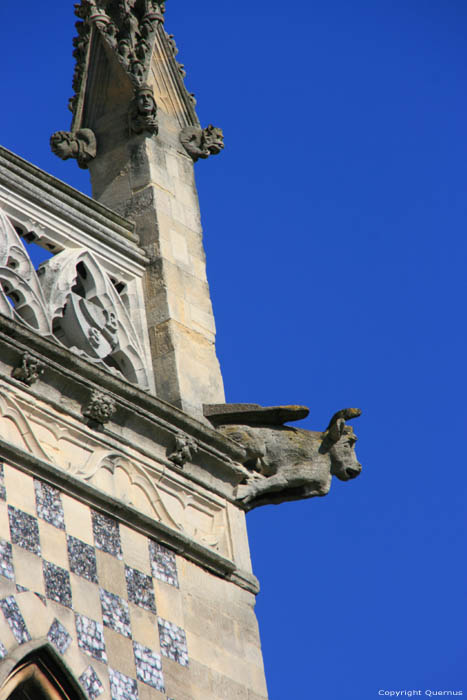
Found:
<box><xmin>51</xmin><ymin>0</ymin><xmax>226</xmax><ymax>418</ymax></box>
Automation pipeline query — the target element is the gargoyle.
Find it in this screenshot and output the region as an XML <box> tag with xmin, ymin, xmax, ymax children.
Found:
<box><xmin>50</xmin><ymin>128</ymin><xmax>97</xmax><ymax>169</ymax></box>
<box><xmin>204</xmin><ymin>404</ymin><xmax>362</xmax><ymax>511</ymax></box>
<box><xmin>180</xmin><ymin>125</ymin><xmax>224</xmax><ymax>162</ymax></box>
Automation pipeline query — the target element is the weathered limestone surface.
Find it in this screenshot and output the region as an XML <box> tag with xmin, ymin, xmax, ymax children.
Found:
<box><xmin>0</xmin><ymin>142</ymin><xmax>268</xmax><ymax>698</ymax></box>
<box><xmin>0</xmin><ymin>462</ymin><xmax>267</xmax><ymax>700</ymax></box>
<box><xmin>206</xmin><ymin>404</ymin><xmax>363</xmax><ymax>511</ymax></box>
<box><xmin>57</xmin><ymin>7</ymin><xmax>226</xmax><ymax>418</ymax></box>
<box><xmin>88</xmin><ymin>110</ymin><xmax>225</xmax><ymax>418</ymax></box>
<box><xmin>0</xmin><ymin>2</ymin><xmax>359</xmax><ymax>697</ymax></box>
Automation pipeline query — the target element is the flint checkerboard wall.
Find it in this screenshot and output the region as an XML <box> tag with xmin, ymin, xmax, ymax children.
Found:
<box><xmin>0</xmin><ymin>462</ymin><xmax>188</xmax><ymax>700</ymax></box>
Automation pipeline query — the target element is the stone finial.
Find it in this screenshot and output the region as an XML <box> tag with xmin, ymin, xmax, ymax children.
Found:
<box><xmin>11</xmin><ymin>353</ymin><xmax>45</xmax><ymax>386</ymax></box>
<box><xmin>72</xmin><ymin>0</ymin><xmax>165</xmax><ymax>102</ymax></box>
<box><xmin>50</xmin><ymin>129</ymin><xmax>97</xmax><ymax>169</ymax></box>
<box><xmin>128</xmin><ymin>85</ymin><xmax>159</xmax><ymax>136</ymax></box>
<box><xmin>83</xmin><ymin>390</ymin><xmax>117</xmax><ymax>425</ymax></box>
<box><xmin>168</xmin><ymin>433</ymin><xmax>199</xmax><ymax>467</ymax></box>
<box><xmin>180</xmin><ymin>125</ymin><xmax>224</xmax><ymax>162</ymax></box>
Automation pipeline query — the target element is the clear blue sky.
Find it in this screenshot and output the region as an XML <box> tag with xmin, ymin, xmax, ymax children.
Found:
<box><xmin>1</xmin><ymin>2</ymin><xmax>466</xmax><ymax>699</ymax></box>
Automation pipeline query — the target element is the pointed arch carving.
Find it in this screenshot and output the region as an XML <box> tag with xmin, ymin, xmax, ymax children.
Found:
<box><xmin>0</xmin><ymin>645</ymin><xmax>86</xmax><ymax>700</ymax></box>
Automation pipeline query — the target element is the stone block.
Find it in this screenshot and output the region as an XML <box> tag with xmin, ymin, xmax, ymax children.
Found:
<box><xmin>153</xmin><ymin>580</ymin><xmax>183</xmax><ymax>629</ymax></box>
<box><xmin>161</xmin><ymin>656</ymin><xmax>192</xmax><ymax>700</ymax></box>
<box><xmin>4</xmin><ymin>466</ymin><xmax>35</xmax><ymax>516</ymax></box>
<box><xmin>170</xmin><ymin>231</ymin><xmax>190</xmax><ymax>267</ymax></box>
<box><xmin>12</xmin><ymin>546</ymin><xmax>44</xmax><ymax>596</ymax></box>
<box><xmin>62</xmin><ymin>494</ymin><xmax>94</xmax><ymax>546</ymax></box>
<box><xmin>120</xmin><ymin>525</ymin><xmax>151</xmax><ymax>577</ymax></box>
<box><xmin>16</xmin><ymin>590</ymin><xmax>52</xmax><ymax>639</ymax></box>
<box><xmin>96</xmin><ymin>551</ymin><xmax>126</xmax><ymax>599</ymax></box>
<box><xmin>70</xmin><ymin>573</ymin><xmax>102</xmax><ymax>622</ymax></box>
<box><xmin>103</xmin><ymin>626</ymin><xmax>136</xmax><ymax>678</ymax></box>
<box><xmin>137</xmin><ymin>680</ymin><xmax>165</xmax><ymax>700</ymax></box>
<box><xmin>129</xmin><ymin>603</ymin><xmax>159</xmax><ymax>652</ymax></box>
<box><xmin>38</xmin><ymin>520</ymin><xmax>68</xmax><ymax>569</ymax></box>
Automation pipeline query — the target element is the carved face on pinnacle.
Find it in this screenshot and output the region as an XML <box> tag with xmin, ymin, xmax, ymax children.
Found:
<box><xmin>137</xmin><ymin>87</ymin><xmax>156</xmax><ymax>116</ymax></box>
<box><xmin>129</xmin><ymin>85</ymin><xmax>158</xmax><ymax>136</ymax></box>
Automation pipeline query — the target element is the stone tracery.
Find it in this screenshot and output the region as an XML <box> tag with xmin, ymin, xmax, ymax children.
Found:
<box><xmin>0</xmin><ymin>209</ymin><xmax>150</xmax><ymax>390</ymax></box>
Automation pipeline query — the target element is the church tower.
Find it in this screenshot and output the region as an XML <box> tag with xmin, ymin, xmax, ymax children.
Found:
<box><xmin>0</xmin><ymin>2</ymin><xmax>363</xmax><ymax>699</ymax></box>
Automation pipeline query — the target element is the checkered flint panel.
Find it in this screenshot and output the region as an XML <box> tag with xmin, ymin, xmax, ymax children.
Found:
<box><xmin>0</xmin><ymin>463</ymin><xmax>189</xmax><ymax>700</ymax></box>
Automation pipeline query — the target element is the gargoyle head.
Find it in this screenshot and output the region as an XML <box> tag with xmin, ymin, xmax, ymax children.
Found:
<box><xmin>50</xmin><ymin>129</ymin><xmax>97</xmax><ymax>169</ymax></box>
<box><xmin>202</xmin><ymin>125</ymin><xmax>224</xmax><ymax>156</ymax></box>
<box><xmin>321</xmin><ymin>408</ymin><xmax>362</xmax><ymax>481</ymax></box>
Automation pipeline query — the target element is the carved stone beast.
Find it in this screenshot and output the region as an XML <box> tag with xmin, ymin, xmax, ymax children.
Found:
<box><xmin>204</xmin><ymin>404</ymin><xmax>362</xmax><ymax>511</ymax></box>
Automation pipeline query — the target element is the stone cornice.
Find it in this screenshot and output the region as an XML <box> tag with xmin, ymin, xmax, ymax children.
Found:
<box><xmin>0</xmin><ymin>316</ymin><xmax>247</xmax><ymax>480</ymax></box>
<box><xmin>0</xmin><ymin>436</ymin><xmax>259</xmax><ymax>595</ymax></box>
<box><xmin>0</xmin><ymin>146</ymin><xmax>144</xmax><ymax>260</ymax></box>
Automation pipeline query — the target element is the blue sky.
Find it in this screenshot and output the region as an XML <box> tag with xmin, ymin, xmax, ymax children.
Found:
<box><xmin>1</xmin><ymin>2</ymin><xmax>466</xmax><ymax>699</ymax></box>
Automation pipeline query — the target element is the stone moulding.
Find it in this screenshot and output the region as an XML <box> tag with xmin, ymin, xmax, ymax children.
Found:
<box><xmin>0</xmin><ymin>436</ymin><xmax>259</xmax><ymax>595</ymax></box>
<box><xmin>0</xmin><ymin>146</ymin><xmax>141</xmax><ymax>252</ymax></box>
<box><xmin>0</xmin><ymin>382</ymin><xmax>233</xmax><ymax>556</ymax></box>
<box><xmin>0</xmin><ymin>318</ymin><xmax>247</xmax><ymax>480</ymax></box>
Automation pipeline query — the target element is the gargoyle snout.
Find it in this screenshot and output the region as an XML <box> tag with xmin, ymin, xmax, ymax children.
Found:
<box><xmin>345</xmin><ymin>464</ymin><xmax>361</xmax><ymax>479</ymax></box>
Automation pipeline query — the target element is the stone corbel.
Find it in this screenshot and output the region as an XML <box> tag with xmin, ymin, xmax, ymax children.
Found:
<box><xmin>128</xmin><ymin>84</ymin><xmax>159</xmax><ymax>136</ymax></box>
<box><xmin>50</xmin><ymin>129</ymin><xmax>97</xmax><ymax>169</ymax></box>
<box><xmin>11</xmin><ymin>353</ymin><xmax>45</xmax><ymax>386</ymax></box>
<box><xmin>180</xmin><ymin>125</ymin><xmax>224</xmax><ymax>162</ymax></box>
<box><xmin>83</xmin><ymin>390</ymin><xmax>117</xmax><ymax>426</ymax></box>
<box><xmin>168</xmin><ymin>432</ymin><xmax>199</xmax><ymax>468</ymax></box>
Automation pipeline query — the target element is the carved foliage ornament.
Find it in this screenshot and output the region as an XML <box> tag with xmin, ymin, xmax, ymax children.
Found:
<box><xmin>180</xmin><ymin>125</ymin><xmax>224</xmax><ymax>162</ymax></box>
<box><xmin>0</xmin><ymin>209</ymin><xmax>150</xmax><ymax>391</ymax></box>
<box><xmin>50</xmin><ymin>128</ymin><xmax>97</xmax><ymax>169</ymax></box>
<box><xmin>83</xmin><ymin>390</ymin><xmax>117</xmax><ymax>424</ymax></box>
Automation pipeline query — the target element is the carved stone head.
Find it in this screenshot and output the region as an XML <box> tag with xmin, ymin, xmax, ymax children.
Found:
<box><xmin>203</xmin><ymin>125</ymin><xmax>224</xmax><ymax>156</ymax></box>
<box><xmin>50</xmin><ymin>128</ymin><xmax>97</xmax><ymax>169</ymax></box>
<box><xmin>50</xmin><ymin>131</ymin><xmax>77</xmax><ymax>161</ymax></box>
<box><xmin>321</xmin><ymin>409</ymin><xmax>362</xmax><ymax>481</ymax></box>
<box><xmin>129</xmin><ymin>84</ymin><xmax>158</xmax><ymax>135</ymax></box>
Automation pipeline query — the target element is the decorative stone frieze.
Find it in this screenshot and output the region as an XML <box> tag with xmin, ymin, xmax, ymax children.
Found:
<box><xmin>128</xmin><ymin>84</ymin><xmax>158</xmax><ymax>136</ymax></box>
<box><xmin>50</xmin><ymin>128</ymin><xmax>97</xmax><ymax>168</ymax></box>
<box><xmin>168</xmin><ymin>432</ymin><xmax>199</xmax><ymax>467</ymax></box>
<box><xmin>11</xmin><ymin>352</ymin><xmax>45</xmax><ymax>386</ymax></box>
<box><xmin>180</xmin><ymin>124</ymin><xmax>225</xmax><ymax>161</ymax></box>
<box><xmin>83</xmin><ymin>390</ymin><xmax>117</xmax><ymax>424</ymax></box>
